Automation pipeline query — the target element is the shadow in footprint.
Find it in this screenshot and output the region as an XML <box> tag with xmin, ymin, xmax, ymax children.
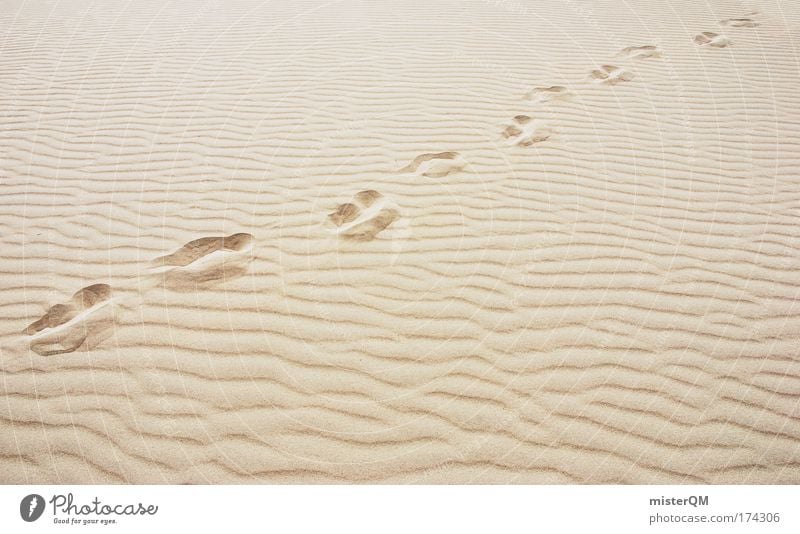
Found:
<box><xmin>151</xmin><ymin>233</ymin><xmax>254</xmax><ymax>290</ymax></box>
<box><xmin>399</xmin><ymin>152</ymin><xmax>466</xmax><ymax>178</ymax></box>
<box><xmin>620</xmin><ymin>45</ymin><xmax>661</xmax><ymax>59</ymax></box>
<box><xmin>502</xmin><ymin>115</ymin><xmax>551</xmax><ymax>147</ymax></box>
<box><xmin>325</xmin><ymin>190</ymin><xmax>401</xmax><ymax>242</ymax></box>
<box><xmin>524</xmin><ymin>85</ymin><xmax>571</xmax><ymax>103</ymax></box>
<box><xmin>24</xmin><ymin>284</ymin><xmax>114</xmax><ymax>356</ymax></box>
<box><xmin>590</xmin><ymin>65</ymin><xmax>634</xmax><ymax>84</ymax></box>
<box><xmin>694</xmin><ymin>32</ymin><xmax>731</xmax><ymax>47</ymax></box>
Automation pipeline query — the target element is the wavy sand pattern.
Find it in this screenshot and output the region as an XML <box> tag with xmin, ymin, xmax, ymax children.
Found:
<box><xmin>1</xmin><ymin>0</ymin><xmax>799</xmax><ymax>484</ymax></box>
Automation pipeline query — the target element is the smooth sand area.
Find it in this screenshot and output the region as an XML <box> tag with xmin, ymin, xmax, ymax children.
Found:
<box><xmin>1</xmin><ymin>0</ymin><xmax>799</xmax><ymax>483</ymax></box>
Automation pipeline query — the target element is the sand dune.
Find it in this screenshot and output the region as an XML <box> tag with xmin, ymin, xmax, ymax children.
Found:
<box><xmin>1</xmin><ymin>0</ymin><xmax>799</xmax><ymax>484</ymax></box>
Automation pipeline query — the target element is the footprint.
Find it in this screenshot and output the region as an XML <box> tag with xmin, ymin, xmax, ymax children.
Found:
<box><xmin>620</xmin><ymin>45</ymin><xmax>661</xmax><ymax>59</ymax></box>
<box><xmin>23</xmin><ymin>284</ymin><xmax>114</xmax><ymax>356</ymax></box>
<box><xmin>325</xmin><ymin>190</ymin><xmax>401</xmax><ymax>242</ymax></box>
<box><xmin>152</xmin><ymin>233</ymin><xmax>253</xmax><ymax>267</ymax></box>
<box><xmin>501</xmin><ymin>115</ymin><xmax>551</xmax><ymax>147</ymax></box>
<box><xmin>694</xmin><ymin>32</ymin><xmax>731</xmax><ymax>47</ymax></box>
<box><xmin>151</xmin><ymin>233</ymin><xmax>254</xmax><ymax>287</ymax></box>
<box><xmin>721</xmin><ymin>18</ymin><xmax>758</xmax><ymax>28</ymax></box>
<box><xmin>590</xmin><ymin>65</ymin><xmax>634</xmax><ymax>84</ymax></box>
<box><xmin>524</xmin><ymin>85</ymin><xmax>571</xmax><ymax>103</ymax></box>
<box><xmin>399</xmin><ymin>152</ymin><xmax>466</xmax><ymax>178</ymax></box>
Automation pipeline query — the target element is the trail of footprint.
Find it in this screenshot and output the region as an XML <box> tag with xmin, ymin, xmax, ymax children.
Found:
<box><xmin>399</xmin><ymin>152</ymin><xmax>466</xmax><ymax>178</ymax></box>
<box><xmin>150</xmin><ymin>233</ymin><xmax>255</xmax><ymax>288</ymax></box>
<box><xmin>325</xmin><ymin>190</ymin><xmax>401</xmax><ymax>242</ymax></box>
<box><xmin>620</xmin><ymin>45</ymin><xmax>661</xmax><ymax>59</ymax></box>
<box><xmin>11</xmin><ymin>232</ymin><xmax>256</xmax><ymax>358</ymax></box>
<box><xmin>524</xmin><ymin>85</ymin><xmax>571</xmax><ymax>103</ymax></box>
<box><xmin>721</xmin><ymin>18</ymin><xmax>758</xmax><ymax>28</ymax></box>
<box><xmin>23</xmin><ymin>284</ymin><xmax>114</xmax><ymax>356</ymax></box>
<box><xmin>502</xmin><ymin>115</ymin><xmax>551</xmax><ymax>147</ymax></box>
<box><xmin>590</xmin><ymin>65</ymin><xmax>634</xmax><ymax>84</ymax></box>
<box><xmin>694</xmin><ymin>32</ymin><xmax>731</xmax><ymax>47</ymax></box>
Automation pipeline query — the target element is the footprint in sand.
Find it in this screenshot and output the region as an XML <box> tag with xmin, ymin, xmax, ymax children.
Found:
<box><xmin>620</xmin><ymin>45</ymin><xmax>661</xmax><ymax>59</ymax></box>
<box><xmin>502</xmin><ymin>115</ymin><xmax>551</xmax><ymax>147</ymax></box>
<box><xmin>23</xmin><ymin>284</ymin><xmax>114</xmax><ymax>356</ymax></box>
<box><xmin>151</xmin><ymin>233</ymin><xmax>254</xmax><ymax>288</ymax></box>
<box><xmin>325</xmin><ymin>190</ymin><xmax>401</xmax><ymax>242</ymax></box>
<box><xmin>399</xmin><ymin>152</ymin><xmax>466</xmax><ymax>178</ymax></box>
<box><xmin>721</xmin><ymin>18</ymin><xmax>758</xmax><ymax>28</ymax></box>
<box><xmin>590</xmin><ymin>65</ymin><xmax>634</xmax><ymax>85</ymax></box>
<box><xmin>694</xmin><ymin>32</ymin><xmax>731</xmax><ymax>47</ymax></box>
<box><xmin>524</xmin><ymin>85</ymin><xmax>571</xmax><ymax>103</ymax></box>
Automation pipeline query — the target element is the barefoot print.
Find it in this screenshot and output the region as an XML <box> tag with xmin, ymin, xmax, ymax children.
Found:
<box><xmin>721</xmin><ymin>18</ymin><xmax>758</xmax><ymax>28</ymax></box>
<box><xmin>24</xmin><ymin>284</ymin><xmax>114</xmax><ymax>356</ymax></box>
<box><xmin>620</xmin><ymin>45</ymin><xmax>661</xmax><ymax>59</ymax></box>
<box><xmin>325</xmin><ymin>190</ymin><xmax>401</xmax><ymax>242</ymax></box>
<box><xmin>502</xmin><ymin>115</ymin><xmax>551</xmax><ymax>147</ymax></box>
<box><xmin>524</xmin><ymin>85</ymin><xmax>572</xmax><ymax>103</ymax></box>
<box><xmin>590</xmin><ymin>65</ymin><xmax>634</xmax><ymax>84</ymax></box>
<box><xmin>694</xmin><ymin>32</ymin><xmax>731</xmax><ymax>48</ymax></box>
<box><xmin>151</xmin><ymin>233</ymin><xmax>254</xmax><ymax>288</ymax></box>
<box><xmin>399</xmin><ymin>152</ymin><xmax>466</xmax><ymax>178</ymax></box>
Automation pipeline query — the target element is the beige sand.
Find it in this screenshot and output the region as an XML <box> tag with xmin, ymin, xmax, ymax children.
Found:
<box><xmin>1</xmin><ymin>0</ymin><xmax>799</xmax><ymax>484</ymax></box>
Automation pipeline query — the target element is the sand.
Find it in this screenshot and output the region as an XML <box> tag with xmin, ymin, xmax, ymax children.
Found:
<box><xmin>1</xmin><ymin>0</ymin><xmax>799</xmax><ymax>484</ymax></box>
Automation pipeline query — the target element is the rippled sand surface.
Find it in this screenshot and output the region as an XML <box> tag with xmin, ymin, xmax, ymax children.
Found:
<box><xmin>1</xmin><ymin>0</ymin><xmax>799</xmax><ymax>483</ymax></box>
